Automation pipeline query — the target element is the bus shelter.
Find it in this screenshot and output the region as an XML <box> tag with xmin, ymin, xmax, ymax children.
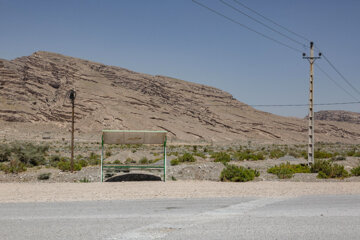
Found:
<box><xmin>101</xmin><ymin>130</ymin><xmax>167</xmax><ymax>182</ymax></box>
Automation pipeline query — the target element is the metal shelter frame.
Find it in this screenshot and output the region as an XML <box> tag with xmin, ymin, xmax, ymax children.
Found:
<box><xmin>100</xmin><ymin>130</ymin><xmax>167</xmax><ymax>182</ymax></box>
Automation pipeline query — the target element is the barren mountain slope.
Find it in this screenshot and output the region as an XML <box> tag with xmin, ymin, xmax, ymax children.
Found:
<box><xmin>0</xmin><ymin>51</ymin><xmax>359</xmax><ymax>143</ymax></box>
<box><xmin>314</xmin><ymin>110</ymin><xmax>360</xmax><ymax>124</ymax></box>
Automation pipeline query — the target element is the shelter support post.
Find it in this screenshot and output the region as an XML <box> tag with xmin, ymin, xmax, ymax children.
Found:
<box><xmin>163</xmin><ymin>137</ymin><xmax>167</xmax><ymax>182</ymax></box>
<box><xmin>101</xmin><ymin>135</ymin><xmax>104</xmax><ymax>182</ymax></box>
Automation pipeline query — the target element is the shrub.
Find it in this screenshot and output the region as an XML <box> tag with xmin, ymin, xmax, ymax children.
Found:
<box><xmin>125</xmin><ymin>157</ymin><xmax>136</xmax><ymax>164</ymax></box>
<box><xmin>77</xmin><ymin>159</ymin><xmax>88</xmax><ymax>168</ymax></box>
<box><xmin>267</xmin><ymin>162</ymin><xmax>310</xmax><ymax>179</ymax></box>
<box><xmin>50</xmin><ymin>155</ymin><xmax>61</xmax><ymax>162</ymax></box>
<box><xmin>233</xmin><ymin>150</ymin><xmax>264</xmax><ymax>161</ymax></box>
<box><xmin>314</xmin><ymin>150</ymin><xmax>333</xmax><ymax>159</ymax></box>
<box><xmin>301</xmin><ymin>150</ymin><xmax>308</xmax><ymax>159</ymax></box>
<box><xmin>311</xmin><ymin>159</ymin><xmax>349</xmax><ymax>179</ymax></box>
<box><xmin>1</xmin><ymin>158</ymin><xmax>27</xmax><ymax>174</ymax></box>
<box><xmin>351</xmin><ymin>166</ymin><xmax>360</xmax><ymax>176</ymax></box>
<box><xmin>170</xmin><ymin>159</ymin><xmax>179</xmax><ymax>166</ymax></box>
<box><xmin>194</xmin><ymin>152</ymin><xmax>206</xmax><ymax>159</ymax></box>
<box><xmin>113</xmin><ymin>160</ymin><xmax>121</xmax><ymax>164</ymax></box>
<box><xmin>346</xmin><ymin>149</ymin><xmax>356</xmax><ymax>156</ymax></box>
<box><xmin>220</xmin><ymin>165</ymin><xmax>259</xmax><ymax>182</ymax></box>
<box><xmin>79</xmin><ymin>177</ymin><xmax>90</xmax><ymax>183</ymax></box>
<box><xmin>0</xmin><ymin>163</ymin><xmax>6</xmax><ymax>172</ymax></box>
<box><xmin>269</xmin><ymin>149</ymin><xmax>286</xmax><ymax>159</ymax></box>
<box><xmin>332</xmin><ymin>155</ymin><xmax>346</xmax><ymax>161</ymax></box>
<box><xmin>178</xmin><ymin>153</ymin><xmax>196</xmax><ymax>163</ymax></box>
<box><xmin>88</xmin><ymin>152</ymin><xmax>100</xmax><ymax>165</ymax></box>
<box><xmin>212</xmin><ymin>152</ymin><xmax>231</xmax><ymax>164</ymax></box>
<box><xmin>140</xmin><ymin>157</ymin><xmax>148</xmax><ymax>164</ymax></box>
<box><xmin>0</xmin><ymin>144</ymin><xmax>11</xmax><ymax>162</ymax></box>
<box><xmin>105</xmin><ymin>150</ymin><xmax>112</xmax><ymax>157</ymax></box>
<box><xmin>151</xmin><ymin>158</ymin><xmax>162</xmax><ymax>163</ymax></box>
<box><xmin>10</xmin><ymin>142</ymin><xmax>49</xmax><ymax>166</ymax></box>
<box><xmin>57</xmin><ymin>160</ymin><xmax>81</xmax><ymax>172</ymax></box>
<box><xmin>288</xmin><ymin>150</ymin><xmax>301</xmax><ymax>158</ymax></box>
<box><xmin>38</xmin><ymin>172</ymin><xmax>51</xmax><ymax>180</ymax></box>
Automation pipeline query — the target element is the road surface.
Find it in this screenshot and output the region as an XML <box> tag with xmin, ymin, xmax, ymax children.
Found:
<box><xmin>0</xmin><ymin>195</ymin><xmax>359</xmax><ymax>239</ymax></box>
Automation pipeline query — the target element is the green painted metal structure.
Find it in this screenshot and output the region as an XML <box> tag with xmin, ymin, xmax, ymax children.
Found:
<box><xmin>101</xmin><ymin>130</ymin><xmax>167</xmax><ymax>182</ymax></box>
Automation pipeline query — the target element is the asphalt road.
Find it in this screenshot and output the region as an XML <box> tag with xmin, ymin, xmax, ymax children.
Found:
<box><xmin>0</xmin><ymin>195</ymin><xmax>359</xmax><ymax>240</ymax></box>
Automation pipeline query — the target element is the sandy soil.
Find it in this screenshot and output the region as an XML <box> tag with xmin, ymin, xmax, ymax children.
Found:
<box><xmin>1</xmin><ymin>181</ymin><xmax>360</xmax><ymax>203</ymax></box>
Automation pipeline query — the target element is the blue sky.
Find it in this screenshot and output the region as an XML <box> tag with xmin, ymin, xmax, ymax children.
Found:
<box><xmin>1</xmin><ymin>0</ymin><xmax>359</xmax><ymax>117</ymax></box>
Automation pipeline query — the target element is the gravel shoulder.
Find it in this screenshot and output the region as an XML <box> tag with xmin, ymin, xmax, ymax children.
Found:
<box><xmin>1</xmin><ymin>181</ymin><xmax>360</xmax><ymax>203</ymax></box>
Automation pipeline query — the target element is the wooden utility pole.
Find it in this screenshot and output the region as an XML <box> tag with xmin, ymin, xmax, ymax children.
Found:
<box><xmin>69</xmin><ymin>89</ymin><xmax>76</xmax><ymax>172</ymax></box>
<box><xmin>303</xmin><ymin>42</ymin><xmax>321</xmax><ymax>164</ymax></box>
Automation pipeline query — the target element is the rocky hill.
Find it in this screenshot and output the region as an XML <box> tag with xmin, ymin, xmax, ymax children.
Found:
<box><xmin>0</xmin><ymin>51</ymin><xmax>359</xmax><ymax>143</ymax></box>
<box><xmin>314</xmin><ymin>110</ymin><xmax>360</xmax><ymax>124</ymax></box>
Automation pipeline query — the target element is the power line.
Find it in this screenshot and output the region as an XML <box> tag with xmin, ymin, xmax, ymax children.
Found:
<box><xmin>192</xmin><ymin>0</ymin><xmax>303</xmax><ymax>53</ymax></box>
<box><xmin>219</xmin><ymin>0</ymin><xmax>307</xmax><ymax>49</ymax></box>
<box><xmin>229</xmin><ymin>0</ymin><xmax>360</xmax><ymax>99</ymax></box>
<box><xmin>193</xmin><ymin>0</ymin><xmax>360</xmax><ymax>108</ymax></box>
<box><xmin>206</xmin><ymin>101</ymin><xmax>360</xmax><ymax>108</ymax></box>
<box><xmin>315</xmin><ymin>63</ymin><xmax>360</xmax><ymax>102</ymax></box>
<box><xmin>232</xmin><ymin>0</ymin><xmax>311</xmax><ymax>43</ymax></box>
<box><xmin>322</xmin><ymin>54</ymin><xmax>360</xmax><ymax>97</ymax></box>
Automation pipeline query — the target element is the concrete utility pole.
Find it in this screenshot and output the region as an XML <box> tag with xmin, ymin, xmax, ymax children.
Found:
<box><xmin>69</xmin><ymin>89</ymin><xmax>76</xmax><ymax>172</ymax></box>
<box><xmin>303</xmin><ymin>42</ymin><xmax>321</xmax><ymax>164</ymax></box>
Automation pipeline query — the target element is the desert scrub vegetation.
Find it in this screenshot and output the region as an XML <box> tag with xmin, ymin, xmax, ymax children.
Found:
<box><xmin>0</xmin><ymin>142</ymin><xmax>49</xmax><ymax>173</ymax></box>
<box><xmin>79</xmin><ymin>177</ymin><xmax>90</xmax><ymax>183</ymax></box>
<box><xmin>193</xmin><ymin>152</ymin><xmax>206</xmax><ymax>159</ymax></box>
<box><xmin>269</xmin><ymin>149</ymin><xmax>286</xmax><ymax>159</ymax></box>
<box><xmin>0</xmin><ymin>158</ymin><xmax>27</xmax><ymax>174</ymax></box>
<box><xmin>37</xmin><ymin>172</ymin><xmax>51</xmax><ymax>180</ymax></box>
<box><xmin>125</xmin><ymin>157</ymin><xmax>136</xmax><ymax>164</ymax></box>
<box><xmin>48</xmin><ymin>152</ymin><xmax>99</xmax><ymax>171</ymax></box>
<box><xmin>211</xmin><ymin>152</ymin><xmax>231</xmax><ymax>164</ymax></box>
<box><xmin>220</xmin><ymin>164</ymin><xmax>260</xmax><ymax>182</ymax></box>
<box><xmin>57</xmin><ymin>160</ymin><xmax>82</xmax><ymax>172</ymax></box>
<box><xmin>267</xmin><ymin>162</ymin><xmax>310</xmax><ymax>179</ymax></box>
<box><xmin>149</xmin><ymin>157</ymin><xmax>162</xmax><ymax>164</ymax></box>
<box><xmin>105</xmin><ymin>150</ymin><xmax>112</xmax><ymax>157</ymax></box>
<box><xmin>178</xmin><ymin>152</ymin><xmax>196</xmax><ymax>163</ymax></box>
<box><xmin>351</xmin><ymin>164</ymin><xmax>360</xmax><ymax>176</ymax></box>
<box><xmin>314</xmin><ymin>150</ymin><xmax>333</xmax><ymax>159</ymax></box>
<box><xmin>170</xmin><ymin>158</ymin><xmax>179</xmax><ymax>166</ymax></box>
<box><xmin>233</xmin><ymin>150</ymin><xmax>265</xmax><ymax>161</ymax></box>
<box><xmin>346</xmin><ymin>149</ymin><xmax>360</xmax><ymax>157</ymax></box>
<box><xmin>87</xmin><ymin>152</ymin><xmax>101</xmax><ymax>165</ymax></box>
<box><xmin>311</xmin><ymin>159</ymin><xmax>349</xmax><ymax>179</ymax></box>
<box><xmin>139</xmin><ymin>157</ymin><xmax>149</xmax><ymax>164</ymax></box>
<box><xmin>170</xmin><ymin>153</ymin><xmax>196</xmax><ymax>166</ymax></box>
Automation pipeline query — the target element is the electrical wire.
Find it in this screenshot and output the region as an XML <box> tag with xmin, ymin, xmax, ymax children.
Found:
<box><xmin>232</xmin><ymin>0</ymin><xmax>311</xmax><ymax>43</ymax></box>
<box><xmin>219</xmin><ymin>0</ymin><xmax>307</xmax><ymax>49</ymax></box>
<box><xmin>315</xmin><ymin>63</ymin><xmax>360</xmax><ymax>102</ymax></box>
<box><xmin>227</xmin><ymin>1</ymin><xmax>360</xmax><ymax>101</ymax></box>
<box><xmin>322</xmin><ymin>54</ymin><xmax>360</xmax><ymax>97</ymax></box>
<box><xmin>193</xmin><ymin>0</ymin><xmax>360</xmax><ymax>108</ymax></box>
<box><xmin>192</xmin><ymin>0</ymin><xmax>303</xmax><ymax>53</ymax></box>
<box><xmin>205</xmin><ymin>101</ymin><xmax>360</xmax><ymax>108</ymax></box>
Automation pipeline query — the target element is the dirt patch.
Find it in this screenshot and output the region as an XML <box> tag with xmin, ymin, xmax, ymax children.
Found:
<box><xmin>1</xmin><ymin>181</ymin><xmax>360</xmax><ymax>203</ymax></box>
